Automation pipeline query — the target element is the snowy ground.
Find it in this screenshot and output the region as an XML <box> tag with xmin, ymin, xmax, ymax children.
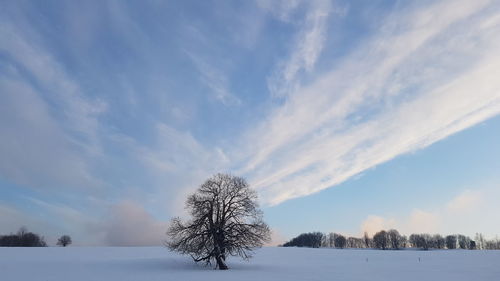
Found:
<box><xmin>1</xmin><ymin>247</ymin><xmax>499</xmax><ymax>281</ymax></box>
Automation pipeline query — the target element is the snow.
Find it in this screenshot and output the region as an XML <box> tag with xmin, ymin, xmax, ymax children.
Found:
<box><xmin>1</xmin><ymin>247</ymin><xmax>499</xmax><ymax>281</ymax></box>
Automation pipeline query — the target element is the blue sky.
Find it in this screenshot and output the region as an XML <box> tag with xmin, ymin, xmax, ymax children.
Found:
<box><xmin>1</xmin><ymin>0</ymin><xmax>500</xmax><ymax>246</ymax></box>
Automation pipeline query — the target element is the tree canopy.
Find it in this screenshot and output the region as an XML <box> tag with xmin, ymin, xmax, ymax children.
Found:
<box><xmin>167</xmin><ymin>173</ymin><xmax>270</xmax><ymax>270</ymax></box>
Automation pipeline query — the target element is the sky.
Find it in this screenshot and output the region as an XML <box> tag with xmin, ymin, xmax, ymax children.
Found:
<box><xmin>1</xmin><ymin>0</ymin><xmax>500</xmax><ymax>246</ymax></box>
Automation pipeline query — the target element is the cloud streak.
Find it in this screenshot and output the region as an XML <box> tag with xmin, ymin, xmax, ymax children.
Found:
<box><xmin>0</xmin><ymin>18</ymin><xmax>106</xmax><ymax>190</ymax></box>
<box><xmin>187</xmin><ymin>52</ymin><xmax>241</xmax><ymax>106</ymax></box>
<box><xmin>267</xmin><ymin>0</ymin><xmax>332</xmax><ymax>98</ymax></box>
<box><xmin>240</xmin><ymin>0</ymin><xmax>500</xmax><ymax>205</ymax></box>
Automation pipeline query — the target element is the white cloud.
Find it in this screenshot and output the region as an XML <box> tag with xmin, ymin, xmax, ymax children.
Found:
<box><xmin>256</xmin><ymin>0</ymin><xmax>302</xmax><ymax>22</ymax></box>
<box><xmin>0</xmin><ymin>204</ymin><xmax>43</xmax><ymax>235</ymax></box>
<box><xmin>360</xmin><ymin>209</ymin><xmax>439</xmax><ymax>236</ymax></box>
<box><xmin>0</xmin><ymin>20</ymin><xmax>106</xmax><ymax>190</ymax></box>
<box><xmin>360</xmin><ymin>215</ymin><xmax>397</xmax><ymax>236</ymax></box>
<box><xmin>186</xmin><ymin>52</ymin><xmax>241</xmax><ymax>106</ymax></box>
<box><xmin>446</xmin><ymin>190</ymin><xmax>482</xmax><ymax>213</ymax></box>
<box><xmin>100</xmin><ymin>201</ymin><xmax>168</xmax><ymax>246</ymax></box>
<box><xmin>0</xmin><ymin>78</ymin><xmax>101</xmax><ymax>189</ymax></box>
<box><xmin>360</xmin><ymin>187</ymin><xmax>500</xmax><ymax>238</ymax></box>
<box><xmin>110</xmin><ymin>122</ymin><xmax>230</xmax><ymax>215</ymax></box>
<box><xmin>0</xmin><ymin>21</ymin><xmax>106</xmax><ymax>153</ymax></box>
<box><xmin>406</xmin><ymin>209</ymin><xmax>439</xmax><ymax>234</ymax></box>
<box><xmin>266</xmin><ymin>228</ymin><xmax>288</xmax><ymax>246</ymax></box>
<box><xmin>237</xmin><ymin>0</ymin><xmax>500</xmax><ymax>205</ymax></box>
<box><xmin>267</xmin><ymin>0</ymin><xmax>332</xmax><ymax>98</ymax></box>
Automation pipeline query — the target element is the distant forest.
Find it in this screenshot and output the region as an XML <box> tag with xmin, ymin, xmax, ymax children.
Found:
<box><xmin>282</xmin><ymin>230</ymin><xmax>500</xmax><ymax>250</ymax></box>
<box><xmin>0</xmin><ymin>227</ymin><xmax>72</xmax><ymax>247</ymax></box>
<box><xmin>0</xmin><ymin>227</ymin><xmax>47</xmax><ymax>247</ymax></box>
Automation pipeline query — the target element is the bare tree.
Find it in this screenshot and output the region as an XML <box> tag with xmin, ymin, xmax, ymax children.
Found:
<box><xmin>57</xmin><ymin>235</ymin><xmax>72</xmax><ymax>247</ymax></box>
<box><xmin>409</xmin><ymin>233</ymin><xmax>432</xmax><ymax>250</ymax></box>
<box><xmin>167</xmin><ymin>174</ymin><xmax>270</xmax><ymax>270</ymax></box>
<box><xmin>334</xmin><ymin>233</ymin><xmax>346</xmax><ymax>249</ymax></box>
<box><xmin>363</xmin><ymin>232</ymin><xmax>371</xmax><ymax>248</ymax></box>
<box><xmin>328</xmin><ymin>232</ymin><xmax>335</xmax><ymax>248</ymax></box>
<box><xmin>346</xmin><ymin>237</ymin><xmax>365</xmax><ymax>248</ymax></box>
<box><xmin>475</xmin><ymin>233</ymin><xmax>485</xmax><ymax>250</ymax></box>
<box><xmin>388</xmin><ymin>229</ymin><xmax>402</xmax><ymax>249</ymax></box>
<box><xmin>321</xmin><ymin>233</ymin><xmax>329</xmax><ymax>247</ymax></box>
<box><xmin>445</xmin><ymin>235</ymin><xmax>457</xmax><ymax>249</ymax></box>
<box><xmin>457</xmin><ymin>234</ymin><xmax>471</xmax><ymax>249</ymax></box>
<box><xmin>373</xmin><ymin>230</ymin><xmax>388</xmax><ymax>250</ymax></box>
<box><xmin>432</xmin><ymin>234</ymin><xmax>445</xmax><ymax>249</ymax></box>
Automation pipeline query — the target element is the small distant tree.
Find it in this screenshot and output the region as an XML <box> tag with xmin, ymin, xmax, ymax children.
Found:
<box><xmin>388</xmin><ymin>229</ymin><xmax>403</xmax><ymax>249</ymax></box>
<box><xmin>363</xmin><ymin>232</ymin><xmax>371</xmax><ymax>248</ymax></box>
<box><xmin>167</xmin><ymin>174</ymin><xmax>270</xmax><ymax>270</ymax></box>
<box><xmin>475</xmin><ymin>233</ymin><xmax>485</xmax><ymax>250</ymax></box>
<box><xmin>334</xmin><ymin>234</ymin><xmax>347</xmax><ymax>249</ymax></box>
<box><xmin>328</xmin><ymin>232</ymin><xmax>335</xmax><ymax>247</ymax></box>
<box><xmin>445</xmin><ymin>235</ymin><xmax>457</xmax><ymax>249</ymax></box>
<box><xmin>57</xmin><ymin>235</ymin><xmax>72</xmax><ymax>247</ymax></box>
<box><xmin>422</xmin><ymin>234</ymin><xmax>432</xmax><ymax>250</ymax></box>
<box><xmin>409</xmin><ymin>234</ymin><xmax>419</xmax><ymax>248</ymax></box>
<box><xmin>321</xmin><ymin>234</ymin><xmax>329</xmax><ymax>247</ymax></box>
<box><xmin>457</xmin><ymin>234</ymin><xmax>471</xmax><ymax>249</ymax></box>
<box><xmin>484</xmin><ymin>236</ymin><xmax>500</xmax><ymax>250</ymax></box>
<box><xmin>432</xmin><ymin>234</ymin><xmax>445</xmax><ymax>249</ymax></box>
<box><xmin>373</xmin><ymin>230</ymin><xmax>388</xmax><ymax>250</ymax></box>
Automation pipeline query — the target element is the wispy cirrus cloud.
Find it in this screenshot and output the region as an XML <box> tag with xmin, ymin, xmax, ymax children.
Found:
<box><xmin>239</xmin><ymin>0</ymin><xmax>500</xmax><ymax>205</ymax></box>
<box><xmin>0</xmin><ymin>21</ymin><xmax>107</xmax><ymax>152</ymax></box>
<box><xmin>0</xmin><ymin>17</ymin><xmax>107</xmax><ymax>190</ymax></box>
<box><xmin>186</xmin><ymin>52</ymin><xmax>241</xmax><ymax>106</ymax></box>
<box><xmin>267</xmin><ymin>0</ymin><xmax>332</xmax><ymax>98</ymax></box>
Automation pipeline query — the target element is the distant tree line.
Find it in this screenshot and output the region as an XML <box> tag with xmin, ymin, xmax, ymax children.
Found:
<box><xmin>0</xmin><ymin>227</ymin><xmax>72</xmax><ymax>247</ymax></box>
<box><xmin>282</xmin><ymin>229</ymin><xmax>500</xmax><ymax>250</ymax></box>
<box><xmin>0</xmin><ymin>227</ymin><xmax>47</xmax><ymax>247</ymax></box>
<box><xmin>282</xmin><ymin>232</ymin><xmax>323</xmax><ymax>248</ymax></box>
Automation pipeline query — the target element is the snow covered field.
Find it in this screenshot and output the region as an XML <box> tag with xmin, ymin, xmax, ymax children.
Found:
<box><xmin>1</xmin><ymin>247</ymin><xmax>499</xmax><ymax>281</ymax></box>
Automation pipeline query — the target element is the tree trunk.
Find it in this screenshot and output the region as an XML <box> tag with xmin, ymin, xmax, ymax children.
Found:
<box><xmin>215</xmin><ymin>254</ymin><xmax>228</xmax><ymax>270</ymax></box>
<box><xmin>213</xmin><ymin>231</ymin><xmax>228</xmax><ymax>269</ymax></box>
<box><xmin>214</xmin><ymin>243</ymin><xmax>228</xmax><ymax>270</ymax></box>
